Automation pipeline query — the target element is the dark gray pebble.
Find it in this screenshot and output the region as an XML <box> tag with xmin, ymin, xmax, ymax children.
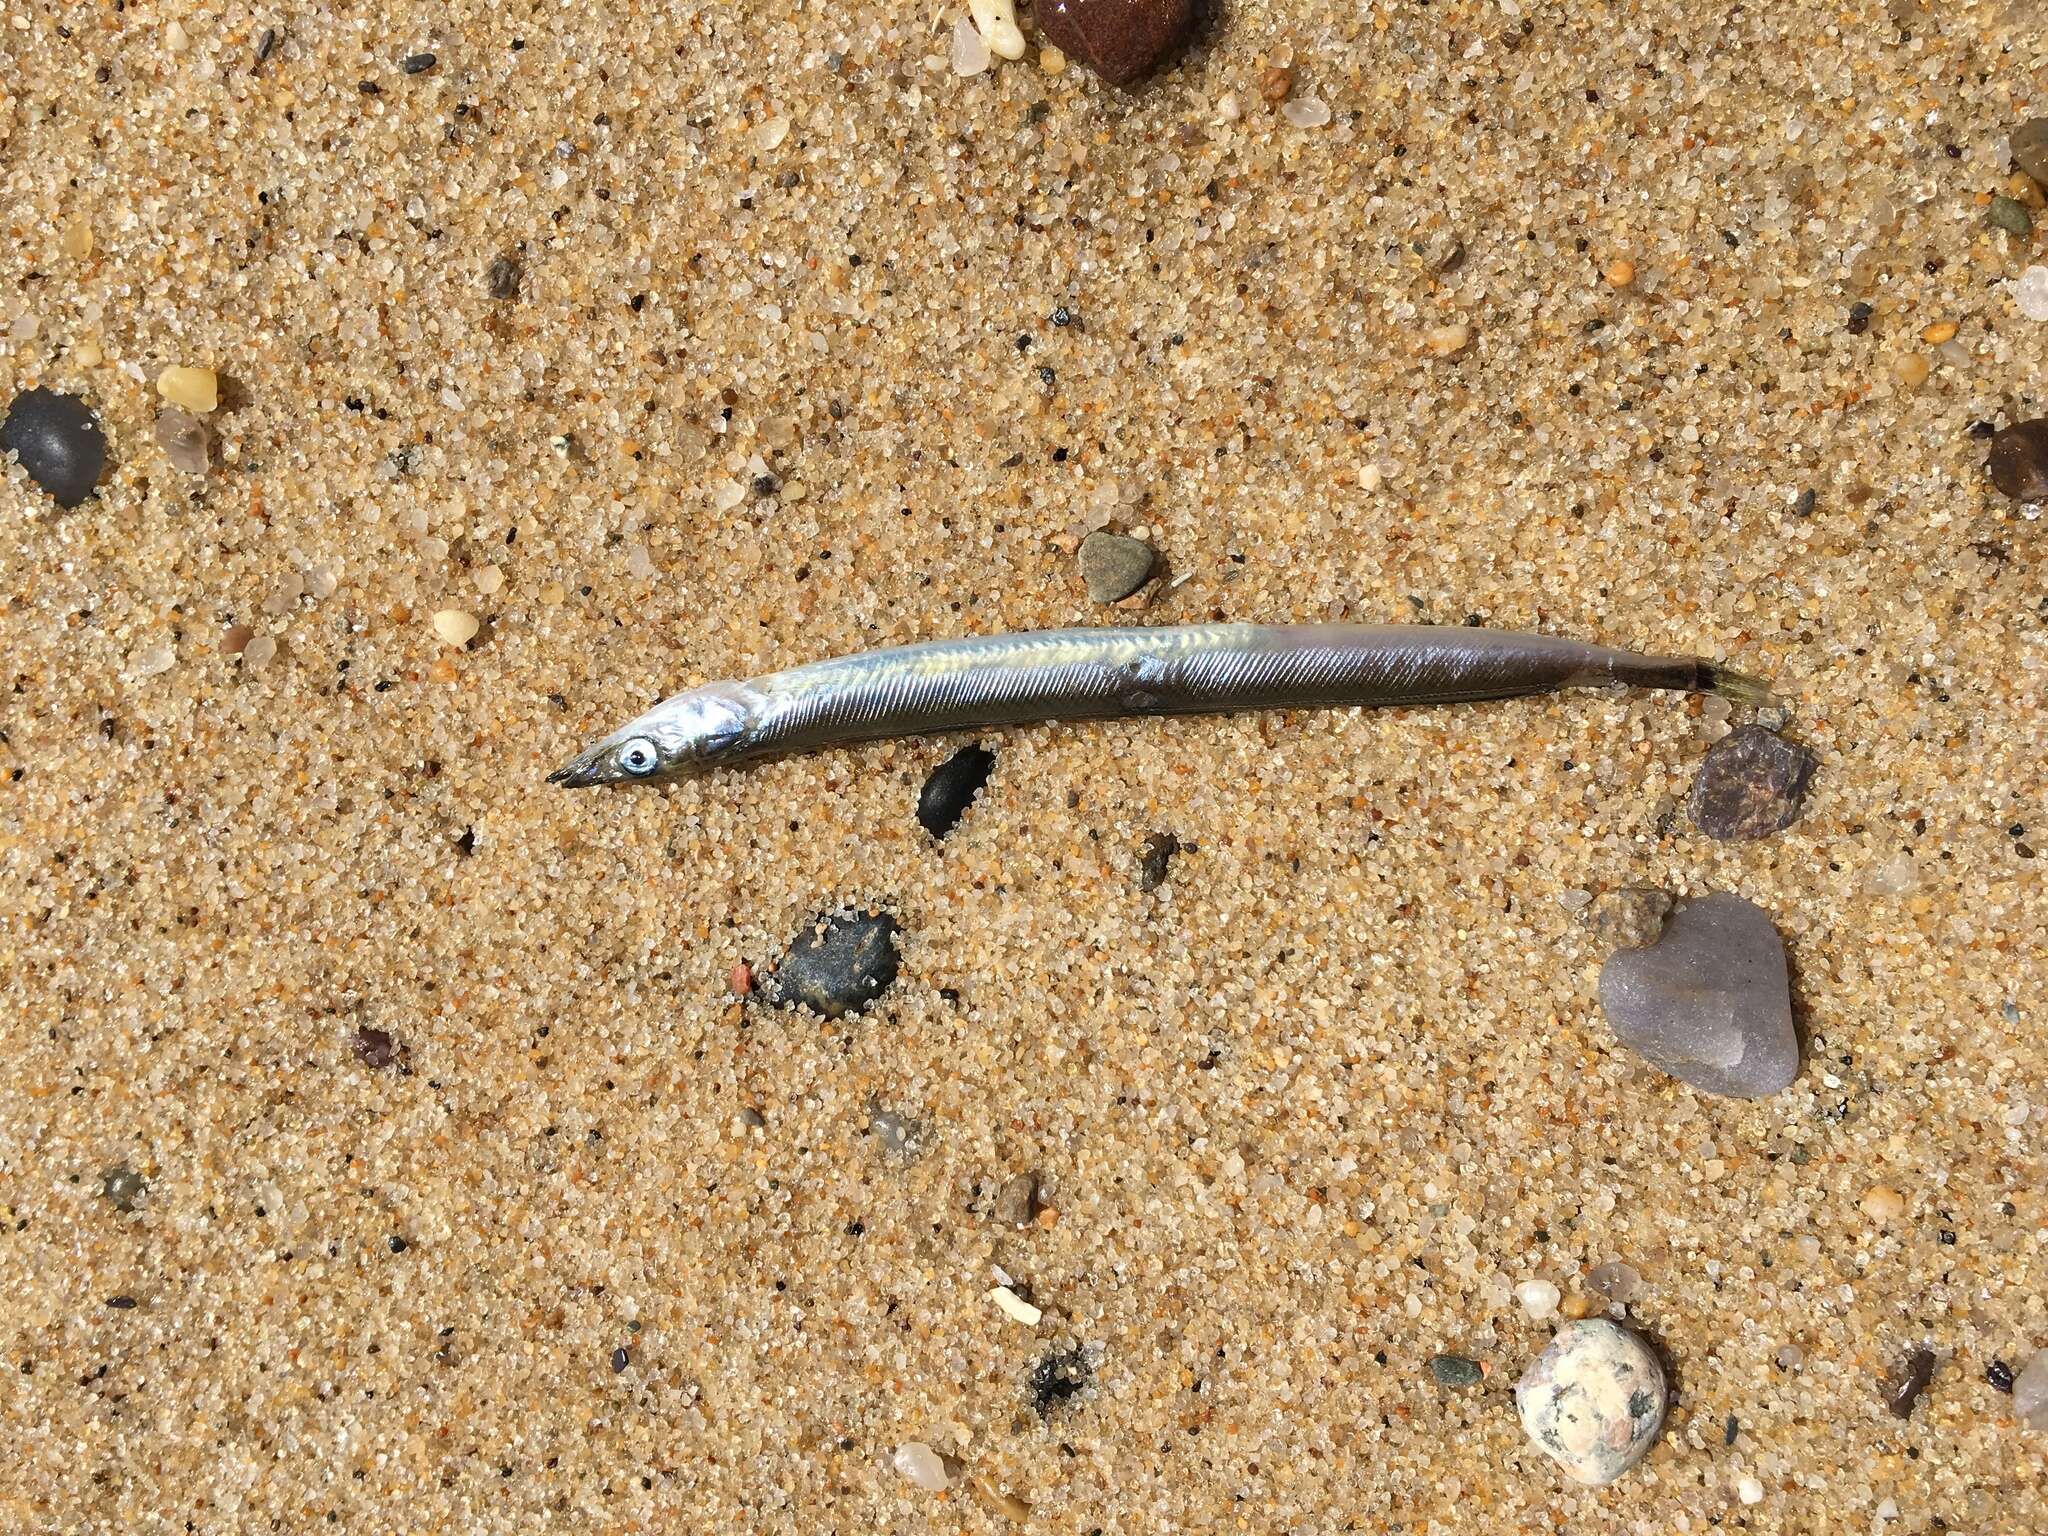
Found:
<box><xmin>1989</xmin><ymin>418</ymin><xmax>2048</xmax><ymax>502</ymax></box>
<box><xmin>917</xmin><ymin>745</ymin><xmax>994</xmax><ymax>838</ymax></box>
<box><xmin>487</xmin><ymin>254</ymin><xmax>522</xmax><ymax>301</ymax></box>
<box><xmin>2</xmin><ymin>387</ymin><xmax>107</xmax><ymax>507</ymax></box>
<box><xmin>1885</xmin><ymin>1346</ymin><xmax>1936</xmax><ymax>1418</ymax></box>
<box><xmin>1690</xmin><ymin>726</ymin><xmax>1816</xmax><ymax>842</ymax></box>
<box><xmin>403</xmin><ymin>52</ymin><xmax>437</xmax><ymax>73</ymax></box>
<box><xmin>1429</xmin><ymin>1353</ymin><xmax>1484</xmax><ymax>1388</ymax></box>
<box><xmin>101</xmin><ymin>1166</ymin><xmax>147</xmax><ymax>1213</ymax></box>
<box><xmin>1599</xmin><ymin>893</ymin><xmax>1799</xmax><ymax>1098</ymax></box>
<box><xmin>1029</xmin><ymin>1347</ymin><xmax>1090</xmax><ymax>1416</ymax></box>
<box><xmin>766</xmin><ymin>909</ymin><xmax>900</xmax><ymax>1019</ymax></box>
<box><xmin>611</xmin><ymin>1346</ymin><xmax>630</xmax><ymax>1373</ymax></box>
<box><xmin>1138</xmin><ymin>831</ymin><xmax>1181</xmax><ymax>891</ymax></box>
<box><xmin>2016</xmin><ymin>117</ymin><xmax>2048</xmax><ymax>185</ymax></box>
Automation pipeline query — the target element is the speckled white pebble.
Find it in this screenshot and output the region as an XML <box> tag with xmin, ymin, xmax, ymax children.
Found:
<box><xmin>1515</xmin><ymin>1319</ymin><xmax>1667</xmax><ymax>1485</ymax></box>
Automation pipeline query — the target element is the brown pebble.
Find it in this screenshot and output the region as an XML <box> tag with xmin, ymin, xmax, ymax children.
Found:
<box><xmin>1988</xmin><ymin>418</ymin><xmax>2048</xmax><ymax>502</ymax></box>
<box><xmin>729</xmin><ymin>961</ymin><xmax>752</xmax><ymax>996</ymax></box>
<box><xmin>1035</xmin><ymin>0</ymin><xmax>1193</xmax><ymax>87</ymax></box>
<box><xmin>1884</xmin><ymin>1346</ymin><xmax>1936</xmax><ymax>1419</ymax></box>
<box><xmin>1690</xmin><ymin>726</ymin><xmax>1817</xmax><ymax>842</ymax></box>
<box><xmin>1586</xmin><ymin>887</ymin><xmax>1674</xmax><ymax>951</ymax></box>
<box><xmin>994</xmin><ymin>1171</ymin><xmax>1041</xmax><ymax>1227</ymax></box>
<box><xmin>1260</xmin><ymin>66</ymin><xmax>1294</xmax><ymax>104</ymax></box>
<box><xmin>219</xmin><ymin>624</ymin><xmax>254</xmax><ymax>655</ymax></box>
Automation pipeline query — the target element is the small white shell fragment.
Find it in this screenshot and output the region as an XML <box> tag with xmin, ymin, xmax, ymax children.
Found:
<box><xmin>950</xmin><ymin>17</ymin><xmax>990</xmax><ymax>76</ymax></box>
<box><xmin>989</xmin><ymin>1286</ymin><xmax>1042</xmax><ymax>1326</ymax></box>
<box><xmin>892</xmin><ymin>1441</ymin><xmax>950</xmax><ymax>1492</ymax></box>
<box><xmin>1515</xmin><ymin>1319</ymin><xmax>1667</xmax><ymax>1485</ymax></box>
<box><xmin>431</xmin><ymin>609</ymin><xmax>480</xmax><ymax>646</ymax></box>
<box><xmin>967</xmin><ymin>0</ymin><xmax>1027</xmax><ymax>60</ymax></box>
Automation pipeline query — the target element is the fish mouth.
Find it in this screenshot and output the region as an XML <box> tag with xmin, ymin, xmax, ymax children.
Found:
<box><xmin>547</xmin><ymin>748</ymin><xmax>610</xmax><ymax>788</ymax></box>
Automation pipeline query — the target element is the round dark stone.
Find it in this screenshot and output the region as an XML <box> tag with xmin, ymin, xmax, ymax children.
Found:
<box><xmin>352</xmin><ymin>1026</ymin><xmax>397</xmax><ymax>1068</ymax></box>
<box><xmin>1988</xmin><ymin>418</ymin><xmax>2048</xmax><ymax>502</ymax></box>
<box><xmin>402</xmin><ymin>52</ymin><xmax>437</xmax><ymax>73</ymax></box>
<box><xmin>611</xmin><ymin>1346</ymin><xmax>630</xmax><ymax>1373</ymax></box>
<box><xmin>1689</xmin><ymin>726</ymin><xmax>1817</xmax><ymax>842</ymax></box>
<box><xmin>767</xmin><ymin>909</ymin><xmax>901</xmax><ymax>1020</ymax></box>
<box><xmin>1</xmin><ymin>387</ymin><xmax>107</xmax><ymax>507</ymax></box>
<box><xmin>916</xmin><ymin>745</ymin><xmax>994</xmax><ymax>838</ymax></box>
<box><xmin>1037</xmin><ymin>0</ymin><xmax>1194</xmax><ymax>86</ymax></box>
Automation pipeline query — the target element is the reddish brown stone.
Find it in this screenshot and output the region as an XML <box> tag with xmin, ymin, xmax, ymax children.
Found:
<box><xmin>1038</xmin><ymin>0</ymin><xmax>1194</xmax><ymax>87</ymax></box>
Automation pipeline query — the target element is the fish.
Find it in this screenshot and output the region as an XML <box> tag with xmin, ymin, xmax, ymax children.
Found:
<box><xmin>548</xmin><ymin>622</ymin><xmax>1773</xmax><ymax>788</ymax></box>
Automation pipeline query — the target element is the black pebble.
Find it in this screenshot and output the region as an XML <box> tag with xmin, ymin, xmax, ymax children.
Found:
<box><xmin>1884</xmin><ymin>1346</ymin><xmax>1936</xmax><ymax>1418</ymax></box>
<box><xmin>487</xmin><ymin>254</ymin><xmax>522</xmax><ymax>301</ymax></box>
<box><xmin>611</xmin><ymin>1346</ymin><xmax>630</xmax><ymax>1373</ymax></box>
<box><xmin>765</xmin><ymin>909</ymin><xmax>901</xmax><ymax>1020</ymax></box>
<box><xmin>1138</xmin><ymin>830</ymin><xmax>1181</xmax><ymax>891</ymax></box>
<box><xmin>1029</xmin><ymin>1347</ymin><xmax>1090</xmax><ymax>1416</ymax></box>
<box><xmin>1987</xmin><ymin>418</ymin><xmax>2048</xmax><ymax>503</ymax></box>
<box><xmin>1690</xmin><ymin>726</ymin><xmax>1816</xmax><ymax>842</ymax></box>
<box><xmin>388</xmin><ymin>1235</ymin><xmax>408</xmax><ymax>1253</ymax></box>
<box><xmin>403</xmin><ymin>52</ymin><xmax>437</xmax><ymax>73</ymax></box>
<box><xmin>1845</xmin><ymin>302</ymin><xmax>1873</xmax><ymax>335</ymax></box>
<box><xmin>1792</xmin><ymin>489</ymin><xmax>1817</xmax><ymax>517</ymax></box>
<box><xmin>352</xmin><ymin>1027</ymin><xmax>397</xmax><ymax>1068</ymax></box>
<box><xmin>916</xmin><ymin>745</ymin><xmax>994</xmax><ymax>838</ymax></box>
<box><xmin>1987</xmin><ymin>1359</ymin><xmax>2015</xmax><ymax>1393</ymax></box>
<box><xmin>107</xmin><ymin>1296</ymin><xmax>137</xmax><ymax>1310</ymax></box>
<box><xmin>1</xmin><ymin>388</ymin><xmax>107</xmax><ymax>507</ymax></box>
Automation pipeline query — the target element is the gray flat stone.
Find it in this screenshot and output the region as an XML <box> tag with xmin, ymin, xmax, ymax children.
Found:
<box><xmin>1078</xmin><ymin>531</ymin><xmax>1154</xmax><ymax>603</ymax></box>
<box><xmin>1598</xmin><ymin>893</ymin><xmax>1799</xmax><ymax>1099</ymax></box>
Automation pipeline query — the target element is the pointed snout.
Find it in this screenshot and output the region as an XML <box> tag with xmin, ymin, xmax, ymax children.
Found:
<box><xmin>547</xmin><ymin>747</ymin><xmax>608</xmax><ymax>788</ymax></box>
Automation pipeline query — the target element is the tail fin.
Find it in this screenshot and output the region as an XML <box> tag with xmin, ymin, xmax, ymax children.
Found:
<box><xmin>1698</xmin><ymin>662</ymin><xmax>1777</xmax><ymax>709</ymax></box>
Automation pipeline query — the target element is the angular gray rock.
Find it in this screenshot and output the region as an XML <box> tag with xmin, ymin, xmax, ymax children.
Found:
<box><xmin>1597</xmin><ymin>893</ymin><xmax>1799</xmax><ymax>1098</ymax></box>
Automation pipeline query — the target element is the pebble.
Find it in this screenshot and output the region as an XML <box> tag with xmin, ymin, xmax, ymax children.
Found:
<box><xmin>2015</xmin><ymin>1352</ymin><xmax>2048</xmax><ymax>1430</ymax></box>
<box><xmin>1429</xmin><ymin>1353</ymin><xmax>1484</xmax><ymax>1388</ymax></box>
<box><xmin>1859</xmin><ymin>1184</ymin><xmax>1906</xmax><ymax>1225</ymax></box>
<box><xmin>352</xmin><ymin>1027</ymin><xmax>397</xmax><ymax>1068</ymax></box>
<box><xmin>487</xmin><ymin>254</ymin><xmax>522</xmax><ymax>301</ymax></box>
<box><xmin>994</xmin><ymin>1171</ymin><xmax>1041</xmax><ymax>1227</ymax></box>
<box><xmin>1424</xmin><ymin>322</ymin><xmax>1472</xmax><ymax>356</ymax></box>
<box><xmin>766</xmin><ymin>909</ymin><xmax>901</xmax><ymax>1019</ymax></box>
<box><xmin>1</xmin><ymin>387</ymin><xmax>107</xmax><ymax>507</ymax></box>
<box><xmin>1585</xmin><ymin>887</ymin><xmax>1673</xmax><ymax>952</ymax></box>
<box><xmin>1029</xmin><ymin>1347</ymin><xmax>1091</xmax><ymax>1415</ymax></box>
<box><xmin>1689</xmin><ymin>726</ymin><xmax>1817</xmax><ymax>841</ymax></box>
<box><xmin>1280</xmin><ymin>98</ymin><xmax>1331</xmax><ymax>129</ymax></box>
<box><xmin>1137</xmin><ymin>830</ymin><xmax>1181</xmax><ymax>891</ymax></box>
<box><xmin>949</xmin><ymin>17</ymin><xmax>990</xmax><ymax>76</ymax></box>
<box><xmin>892</xmin><ymin>1441</ymin><xmax>950</xmax><ymax>1492</ymax></box>
<box><xmin>1988</xmin><ymin>418</ymin><xmax>2048</xmax><ymax>501</ymax></box>
<box><xmin>402</xmin><ymin>52</ymin><xmax>437</xmax><ymax>74</ymax></box>
<box><xmin>1586</xmin><ymin>1261</ymin><xmax>1643</xmax><ymax>1306</ymax></box>
<box><xmin>1516</xmin><ymin>1279</ymin><xmax>1562</xmax><ymax>1321</ymax></box>
<box><xmin>431</xmin><ymin>609</ymin><xmax>480</xmax><ymax>646</ymax></box>
<box><xmin>1035</xmin><ymin>0</ymin><xmax>1193</xmax><ymax>87</ymax></box>
<box><xmin>154</xmin><ymin>407</ymin><xmax>213</xmax><ymax>474</ymax></box>
<box><xmin>155</xmin><ymin>365</ymin><xmax>218</xmax><ymax>413</ymax></box>
<box><xmin>2016</xmin><ymin>118</ymin><xmax>2048</xmax><ymax>185</ymax></box>
<box><xmin>1598</xmin><ymin>893</ymin><xmax>1799</xmax><ymax>1099</ymax></box>
<box><xmin>1515</xmin><ymin>1320</ymin><xmax>1667</xmax><ymax>1486</ymax></box>
<box><xmin>60</xmin><ymin>220</ymin><xmax>93</xmax><ymax>259</ymax></box>
<box><xmin>1987</xmin><ymin>1359</ymin><xmax>2016</xmax><ymax>1393</ymax></box>
<box><xmin>101</xmin><ymin>1166</ymin><xmax>147</xmax><ymax>1213</ymax></box>
<box><xmin>243</xmin><ymin>634</ymin><xmax>278</xmax><ymax>670</ymax></box>
<box><xmin>1738</xmin><ymin>1476</ymin><xmax>1766</xmax><ymax>1505</ymax></box>
<box><xmin>967</xmin><ymin>0</ymin><xmax>1027</xmax><ymax>60</ymax></box>
<box><xmin>2017</xmin><ymin>267</ymin><xmax>2048</xmax><ymax>324</ymax></box>
<box><xmin>1884</xmin><ymin>1346</ymin><xmax>1936</xmax><ymax>1419</ymax></box>
<box><xmin>1989</xmin><ymin>196</ymin><xmax>2034</xmax><ymax>237</ymax></box>
<box><xmin>1893</xmin><ymin>354</ymin><xmax>1930</xmax><ymax>388</ymax></box>
<box><xmin>1078</xmin><ymin>530</ymin><xmax>1155</xmax><ymax>603</ymax></box>
<box><xmin>868</xmin><ymin>1102</ymin><xmax>925</xmax><ymax>1157</ymax></box>
<box><xmin>917</xmin><ymin>744</ymin><xmax>995</xmax><ymax>838</ymax></box>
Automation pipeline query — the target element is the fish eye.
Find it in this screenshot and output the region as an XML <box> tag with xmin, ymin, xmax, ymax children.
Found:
<box><xmin>617</xmin><ymin>738</ymin><xmax>659</xmax><ymax>776</ymax></box>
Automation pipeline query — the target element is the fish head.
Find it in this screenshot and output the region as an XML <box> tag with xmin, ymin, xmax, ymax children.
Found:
<box><xmin>548</xmin><ymin>682</ymin><xmax>754</xmax><ymax>787</ymax></box>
